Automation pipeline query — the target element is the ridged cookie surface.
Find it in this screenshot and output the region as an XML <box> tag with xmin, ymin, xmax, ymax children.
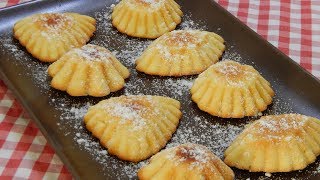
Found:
<box><xmin>48</xmin><ymin>44</ymin><xmax>129</xmax><ymax>97</ymax></box>
<box><xmin>84</xmin><ymin>95</ymin><xmax>182</xmax><ymax>162</ymax></box>
<box><xmin>14</xmin><ymin>13</ymin><xmax>96</xmax><ymax>62</ymax></box>
<box><xmin>136</xmin><ymin>30</ymin><xmax>225</xmax><ymax>76</ymax></box>
<box><xmin>191</xmin><ymin>60</ymin><xmax>274</xmax><ymax>118</ymax></box>
<box><xmin>112</xmin><ymin>0</ymin><xmax>182</xmax><ymax>38</ymax></box>
<box><xmin>224</xmin><ymin>114</ymin><xmax>320</xmax><ymax>172</ymax></box>
<box><xmin>138</xmin><ymin>143</ymin><xmax>234</xmax><ymax>180</ymax></box>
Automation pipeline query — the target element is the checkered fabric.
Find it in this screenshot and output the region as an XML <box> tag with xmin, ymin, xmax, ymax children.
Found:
<box><xmin>0</xmin><ymin>0</ymin><xmax>319</xmax><ymax>179</ymax></box>
<box><xmin>217</xmin><ymin>0</ymin><xmax>320</xmax><ymax>78</ymax></box>
<box><xmin>0</xmin><ymin>81</ymin><xmax>72</xmax><ymax>179</ymax></box>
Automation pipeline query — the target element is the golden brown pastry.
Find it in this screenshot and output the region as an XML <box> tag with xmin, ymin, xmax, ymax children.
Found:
<box><xmin>112</xmin><ymin>0</ymin><xmax>183</xmax><ymax>39</ymax></box>
<box><xmin>84</xmin><ymin>95</ymin><xmax>182</xmax><ymax>162</ymax></box>
<box><xmin>48</xmin><ymin>44</ymin><xmax>129</xmax><ymax>97</ymax></box>
<box><xmin>191</xmin><ymin>60</ymin><xmax>274</xmax><ymax>118</ymax></box>
<box><xmin>224</xmin><ymin>114</ymin><xmax>320</xmax><ymax>172</ymax></box>
<box><xmin>138</xmin><ymin>143</ymin><xmax>235</xmax><ymax>180</ymax></box>
<box><xmin>13</xmin><ymin>12</ymin><xmax>96</xmax><ymax>62</ymax></box>
<box><xmin>136</xmin><ymin>30</ymin><xmax>225</xmax><ymax>76</ymax></box>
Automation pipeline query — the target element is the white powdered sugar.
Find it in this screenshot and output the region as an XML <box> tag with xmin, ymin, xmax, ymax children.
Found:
<box><xmin>1</xmin><ymin>35</ymin><xmax>51</xmax><ymax>91</ymax></box>
<box><xmin>65</xmin><ymin>102</ymin><xmax>91</xmax><ymax>120</ymax></box>
<box><xmin>111</xmin><ymin>103</ymin><xmax>146</xmax><ymax>122</ymax></box>
<box><xmin>166</xmin><ymin>115</ymin><xmax>246</xmax><ymax>159</ymax></box>
<box><xmin>1</xmin><ymin>2</ymin><xmax>318</xmax><ymax>179</ymax></box>
<box><xmin>123</xmin><ymin>71</ymin><xmax>195</xmax><ymax>99</ymax></box>
<box><xmin>151</xmin><ymin>30</ymin><xmax>205</xmax><ymax>63</ymax></box>
<box><xmin>266</xmin><ymin>92</ymin><xmax>294</xmax><ymax>115</ymax></box>
<box><xmin>139</xmin><ymin>0</ymin><xmax>158</xmax><ymax>4</ymax></box>
<box><xmin>101</xmin><ymin>102</ymin><xmax>148</xmax><ymax>131</ymax></box>
<box><xmin>163</xmin><ymin>79</ymin><xmax>193</xmax><ymax>97</ymax></box>
<box><xmin>216</xmin><ymin>63</ymin><xmax>242</xmax><ymax>76</ymax></box>
<box><xmin>258</xmin><ymin>117</ymin><xmax>306</xmax><ymax>132</ymax></box>
<box><xmin>128</xmin><ymin>0</ymin><xmax>164</xmax><ymax>10</ymax></box>
<box><xmin>72</xmin><ymin>44</ymin><xmax>113</xmax><ymax>62</ymax></box>
<box><xmin>240</xmin><ymin>114</ymin><xmax>309</xmax><ymax>144</ymax></box>
<box><xmin>257</xmin><ymin>115</ymin><xmax>307</xmax><ymax>137</ymax></box>
<box><xmin>92</xmin><ymin>95</ymin><xmax>163</xmax><ymax>131</ymax></box>
<box><xmin>265</xmin><ymin>172</ymin><xmax>272</xmax><ymax>177</ymax></box>
<box><xmin>258</xmin><ymin>120</ymin><xmax>280</xmax><ymax>132</ymax></box>
<box><xmin>179</xmin><ymin>13</ymin><xmax>207</xmax><ymax>31</ymax></box>
<box><xmin>159</xmin><ymin>30</ymin><xmax>201</xmax><ymax>47</ymax></box>
<box><xmin>212</xmin><ymin>61</ymin><xmax>257</xmax><ymax>87</ymax></box>
<box><xmin>34</xmin><ymin>13</ymin><xmax>74</xmax><ymax>40</ymax></box>
<box><xmin>91</xmin><ymin>7</ymin><xmax>152</xmax><ymax>67</ymax></box>
<box><xmin>165</xmin><ymin>144</ymin><xmax>218</xmax><ymax>170</ymax></box>
<box><xmin>222</xmin><ymin>45</ymin><xmax>243</xmax><ymax>62</ymax></box>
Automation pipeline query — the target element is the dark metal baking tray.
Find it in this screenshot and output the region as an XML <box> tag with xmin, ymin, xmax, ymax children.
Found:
<box><xmin>1</xmin><ymin>0</ymin><xmax>320</xmax><ymax>179</ymax></box>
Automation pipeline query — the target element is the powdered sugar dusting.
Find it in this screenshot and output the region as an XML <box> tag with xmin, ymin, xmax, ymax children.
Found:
<box><xmin>179</xmin><ymin>13</ymin><xmax>207</xmax><ymax>31</ymax></box>
<box><xmin>167</xmin><ymin>115</ymin><xmax>246</xmax><ymax>158</ymax></box>
<box><xmin>139</xmin><ymin>0</ymin><xmax>157</xmax><ymax>3</ymax></box>
<box><xmin>0</xmin><ymin>1</ymin><xmax>319</xmax><ymax>179</ymax></box>
<box><xmin>34</xmin><ymin>13</ymin><xmax>74</xmax><ymax>40</ymax></box>
<box><xmin>222</xmin><ymin>45</ymin><xmax>243</xmax><ymax>62</ymax></box>
<box><xmin>94</xmin><ymin>96</ymin><xmax>159</xmax><ymax>131</ymax></box>
<box><xmin>259</xmin><ymin>116</ymin><xmax>306</xmax><ymax>132</ymax></box>
<box><xmin>71</xmin><ymin>44</ymin><xmax>113</xmax><ymax>62</ymax></box>
<box><xmin>174</xmin><ymin>144</ymin><xmax>219</xmax><ymax>170</ymax></box>
<box><xmin>64</xmin><ymin>102</ymin><xmax>91</xmax><ymax>120</ymax></box>
<box><xmin>194</xmin><ymin>60</ymin><xmax>257</xmax><ymax>89</ymax></box>
<box><xmin>150</xmin><ymin>30</ymin><xmax>207</xmax><ymax>63</ymax></box>
<box><xmin>127</xmin><ymin>0</ymin><xmax>164</xmax><ymax>10</ymax></box>
<box><xmin>91</xmin><ymin>8</ymin><xmax>152</xmax><ymax>67</ymax></box>
<box><xmin>61</xmin><ymin>102</ymin><xmax>147</xmax><ymax>178</ymax></box>
<box><xmin>244</xmin><ymin>114</ymin><xmax>309</xmax><ymax>142</ymax></box>
<box><xmin>163</xmin><ymin>79</ymin><xmax>193</xmax><ymax>97</ymax></box>
<box><xmin>216</xmin><ymin>62</ymin><xmax>242</xmax><ymax>76</ymax></box>
<box><xmin>156</xmin><ymin>143</ymin><xmax>222</xmax><ymax>171</ymax></box>
<box><xmin>137</xmin><ymin>0</ymin><xmax>160</xmax><ymax>4</ymax></box>
<box><xmin>266</xmin><ymin>90</ymin><xmax>294</xmax><ymax>115</ymax></box>
<box><xmin>1</xmin><ymin>35</ymin><xmax>51</xmax><ymax>91</ymax></box>
<box><xmin>265</xmin><ymin>172</ymin><xmax>272</xmax><ymax>177</ymax></box>
<box><xmin>123</xmin><ymin>70</ymin><xmax>195</xmax><ymax>99</ymax></box>
<box><xmin>109</xmin><ymin>103</ymin><xmax>147</xmax><ymax>129</ymax></box>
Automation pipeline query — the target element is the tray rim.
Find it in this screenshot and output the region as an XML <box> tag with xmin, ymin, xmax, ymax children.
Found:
<box><xmin>0</xmin><ymin>0</ymin><xmax>319</xmax><ymax>179</ymax></box>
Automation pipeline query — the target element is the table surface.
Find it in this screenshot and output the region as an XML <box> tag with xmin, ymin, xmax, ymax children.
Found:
<box><xmin>0</xmin><ymin>0</ymin><xmax>319</xmax><ymax>179</ymax></box>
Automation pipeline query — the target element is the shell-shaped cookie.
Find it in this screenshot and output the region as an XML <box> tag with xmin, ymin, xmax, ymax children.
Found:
<box><xmin>48</xmin><ymin>44</ymin><xmax>130</xmax><ymax>97</ymax></box>
<box><xmin>84</xmin><ymin>95</ymin><xmax>182</xmax><ymax>162</ymax></box>
<box><xmin>136</xmin><ymin>30</ymin><xmax>225</xmax><ymax>76</ymax></box>
<box><xmin>111</xmin><ymin>0</ymin><xmax>183</xmax><ymax>38</ymax></box>
<box><xmin>13</xmin><ymin>13</ymin><xmax>96</xmax><ymax>62</ymax></box>
<box><xmin>138</xmin><ymin>143</ymin><xmax>235</xmax><ymax>180</ymax></box>
<box><xmin>191</xmin><ymin>60</ymin><xmax>274</xmax><ymax>118</ymax></box>
<box><xmin>224</xmin><ymin>114</ymin><xmax>320</xmax><ymax>172</ymax></box>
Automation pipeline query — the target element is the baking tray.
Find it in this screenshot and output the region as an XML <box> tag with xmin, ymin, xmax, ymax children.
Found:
<box><xmin>1</xmin><ymin>0</ymin><xmax>320</xmax><ymax>179</ymax></box>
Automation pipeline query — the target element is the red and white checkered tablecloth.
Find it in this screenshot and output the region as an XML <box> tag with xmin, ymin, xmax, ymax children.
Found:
<box><xmin>0</xmin><ymin>0</ymin><xmax>319</xmax><ymax>179</ymax></box>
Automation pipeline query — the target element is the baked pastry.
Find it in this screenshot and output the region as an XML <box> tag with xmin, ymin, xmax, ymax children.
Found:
<box><xmin>13</xmin><ymin>12</ymin><xmax>96</xmax><ymax>62</ymax></box>
<box><xmin>191</xmin><ymin>60</ymin><xmax>274</xmax><ymax>118</ymax></box>
<box><xmin>136</xmin><ymin>30</ymin><xmax>225</xmax><ymax>76</ymax></box>
<box><xmin>111</xmin><ymin>0</ymin><xmax>182</xmax><ymax>39</ymax></box>
<box><xmin>48</xmin><ymin>44</ymin><xmax>129</xmax><ymax>97</ymax></box>
<box><xmin>224</xmin><ymin>114</ymin><xmax>320</xmax><ymax>172</ymax></box>
<box><xmin>84</xmin><ymin>95</ymin><xmax>182</xmax><ymax>162</ymax></box>
<box><xmin>138</xmin><ymin>143</ymin><xmax>234</xmax><ymax>180</ymax></box>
